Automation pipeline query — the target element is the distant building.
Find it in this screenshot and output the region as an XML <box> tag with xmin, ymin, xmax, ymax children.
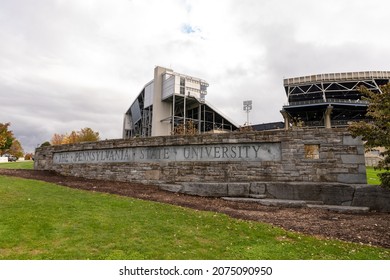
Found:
<box><xmin>123</xmin><ymin>66</ymin><xmax>238</xmax><ymax>138</ymax></box>
<box><xmin>365</xmin><ymin>147</ymin><xmax>386</xmax><ymax>167</ymax></box>
<box><xmin>280</xmin><ymin>71</ymin><xmax>390</xmax><ymax>129</ymax></box>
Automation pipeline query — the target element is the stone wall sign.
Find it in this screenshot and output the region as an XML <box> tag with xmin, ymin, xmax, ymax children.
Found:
<box><xmin>53</xmin><ymin>143</ymin><xmax>281</xmax><ymax>164</ymax></box>
<box><xmin>36</xmin><ymin>129</ymin><xmax>367</xmax><ymax>185</ymax></box>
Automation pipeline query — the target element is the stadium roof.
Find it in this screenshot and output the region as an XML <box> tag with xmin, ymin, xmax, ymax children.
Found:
<box><xmin>284</xmin><ymin>71</ymin><xmax>390</xmax><ymax>86</ymax></box>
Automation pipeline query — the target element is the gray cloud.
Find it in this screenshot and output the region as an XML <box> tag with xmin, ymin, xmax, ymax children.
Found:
<box><xmin>1</xmin><ymin>0</ymin><xmax>390</xmax><ymax>153</ymax></box>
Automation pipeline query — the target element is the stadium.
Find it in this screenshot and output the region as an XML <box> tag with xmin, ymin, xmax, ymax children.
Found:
<box><xmin>281</xmin><ymin>71</ymin><xmax>390</xmax><ymax>128</ymax></box>
<box><xmin>123</xmin><ymin>66</ymin><xmax>238</xmax><ymax>138</ymax></box>
<box><xmin>123</xmin><ymin>68</ymin><xmax>390</xmax><ymax>138</ymax></box>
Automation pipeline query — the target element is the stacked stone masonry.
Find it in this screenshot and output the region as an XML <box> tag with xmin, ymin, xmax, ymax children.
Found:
<box><xmin>35</xmin><ymin>128</ymin><xmax>366</xmax><ymax>184</ymax></box>
<box><xmin>34</xmin><ymin>128</ymin><xmax>390</xmax><ymax>212</ymax></box>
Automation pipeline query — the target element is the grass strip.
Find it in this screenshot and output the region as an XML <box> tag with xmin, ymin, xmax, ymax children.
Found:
<box><xmin>0</xmin><ymin>176</ymin><xmax>388</xmax><ymax>260</ymax></box>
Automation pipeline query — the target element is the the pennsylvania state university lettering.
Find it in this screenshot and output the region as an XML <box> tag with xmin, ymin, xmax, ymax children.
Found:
<box><xmin>53</xmin><ymin>143</ymin><xmax>281</xmax><ymax>164</ymax></box>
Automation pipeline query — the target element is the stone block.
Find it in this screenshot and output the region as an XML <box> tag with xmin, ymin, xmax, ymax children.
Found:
<box><xmin>159</xmin><ymin>184</ymin><xmax>183</xmax><ymax>193</ymax></box>
<box><xmin>145</xmin><ymin>170</ymin><xmax>160</xmax><ymax>180</ymax></box>
<box><xmin>222</xmin><ymin>197</ymin><xmax>265</xmax><ymax>202</ymax></box>
<box><xmin>222</xmin><ymin>139</ymin><xmax>239</xmax><ymax>143</ymax></box>
<box><xmin>320</xmin><ymin>151</ymin><xmax>334</xmax><ymax>159</ymax></box>
<box><xmin>319</xmin><ymin>184</ymin><xmax>355</xmax><ymax>205</ymax></box>
<box><xmin>266</xmin><ymin>183</ymin><xmax>298</xmax><ymax>200</ymax></box>
<box><xmin>265</xmin><ymin>182</ymin><xmax>356</xmax><ymax>205</ymax></box>
<box><xmin>341</xmin><ymin>155</ymin><xmax>366</xmax><ymax>164</ymax></box>
<box><xmin>283</xmin><ymin>164</ymin><xmax>297</xmax><ymax>171</ymax></box>
<box><xmin>358</xmin><ymin>164</ymin><xmax>367</xmax><ymax>174</ymax></box>
<box><xmin>337</xmin><ymin>173</ymin><xmax>367</xmax><ymax>184</ymax></box>
<box><xmin>227</xmin><ymin>183</ymin><xmax>250</xmax><ymax>197</ymax></box>
<box><xmin>257</xmin><ymin>199</ymin><xmax>308</xmax><ymax>208</ymax></box>
<box><xmin>343</xmin><ymin>135</ymin><xmax>363</xmax><ymax>146</ymax></box>
<box><xmin>352</xmin><ymin>185</ymin><xmax>390</xmax><ymax>212</ymax></box>
<box><xmin>357</xmin><ymin>145</ymin><xmax>365</xmax><ymax>155</ymax></box>
<box><xmin>307</xmin><ymin>204</ymin><xmax>369</xmax><ymax>213</ymax></box>
<box><xmin>249</xmin><ymin>182</ymin><xmax>266</xmax><ymax>195</ymax></box>
<box><xmin>181</xmin><ymin>183</ymin><xmax>228</xmax><ymax>197</ymax></box>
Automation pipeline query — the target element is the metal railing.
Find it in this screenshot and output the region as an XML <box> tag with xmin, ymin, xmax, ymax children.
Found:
<box><xmin>286</xmin><ymin>98</ymin><xmax>369</xmax><ymax>106</ymax></box>
<box><xmin>295</xmin><ymin>119</ymin><xmax>367</xmax><ymax>128</ymax></box>
<box><xmin>284</xmin><ymin>71</ymin><xmax>390</xmax><ymax>86</ymax></box>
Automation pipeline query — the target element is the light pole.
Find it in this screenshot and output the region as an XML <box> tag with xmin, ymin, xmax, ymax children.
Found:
<box><xmin>243</xmin><ymin>100</ymin><xmax>252</xmax><ymax>126</ymax></box>
<box><xmin>183</xmin><ymin>91</ymin><xmax>187</xmax><ymax>134</ymax></box>
<box><xmin>199</xmin><ymin>92</ymin><xmax>206</xmax><ymax>134</ymax></box>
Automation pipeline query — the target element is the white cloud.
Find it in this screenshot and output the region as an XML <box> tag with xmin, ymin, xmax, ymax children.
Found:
<box><xmin>1</xmin><ymin>0</ymin><xmax>390</xmax><ymax>152</ymax></box>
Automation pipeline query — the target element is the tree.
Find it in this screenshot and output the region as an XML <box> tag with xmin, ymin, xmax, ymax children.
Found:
<box><xmin>0</xmin><ymin>122</ymin><xmax>14</xmax><ymax>155</ymax></box>
<box><xmin>51</xmin><ymin>133</ymin><xmax>66</xmax><ymax>145</ymax></box>
<box><xmin>172</xmin><ymin>121</ymin><xmax>198</xmax><ymax>135</ymax></box>
<box><xmin>349</xmin><ymin>84</ymin><xmax>390</xmax><ymax>188</ymax></box>
<box><xmin>238</xmin><ymin>125</ymin><xmax>254</xmax><ymax>132</ymax></box>
<box><xmin>65</xmin><ymin>131</ymin><xmax>79</xmax><ymax>144</ymax></box>
<box><xmin>50</xmin><ymin>128</ymin><xmax>100</xmax><ymax>145</ymax></box>
<box><xmin>77</xmin><ymin>127</ymin><xmax>100</xmax><ymax>142</ymax></box>
<box><xmin>1</xmin><ymin>123</ymin><xmax>25</xmax><ymax>158</ymax></box>
<box><xmin>40</xmin><ymin>141</ymin><xmax>51</xmax><ymax>147</ymax></box>
<box><xmin>24</xmin><ymin>153</ymin><xmax>34</xmax><ymax>160</ymax></box>
<box><xmin>8</xmin><ymin>139</ymin><xmax>24</xmax><ymax>158</ymax></box>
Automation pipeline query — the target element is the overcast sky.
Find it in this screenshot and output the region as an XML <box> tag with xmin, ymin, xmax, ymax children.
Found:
<box><xmin>1</xmin><ymin>0</ymin><xmax>390</xmax><ymax>153</ymax></box>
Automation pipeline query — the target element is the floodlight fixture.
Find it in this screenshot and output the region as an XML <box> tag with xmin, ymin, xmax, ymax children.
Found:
<box><xmin>243</xmin><ymin>100</ymin><xmax>252</xmax><ymax>125</ymax></box>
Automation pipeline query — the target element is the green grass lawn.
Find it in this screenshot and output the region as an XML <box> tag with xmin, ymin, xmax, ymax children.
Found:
<box><xmin>0</xmin><ymin>175</ymin><xmax>388</xmax><ymax>260</ymax></box>
<box><xmin>366</xmin><ymin>166</ymin><xmax>385</xmax><ymax>185</ymax></box>
<box><xmin>0</xmin><ymin>160</ymin><xmax>33</xmax><ymax>170</ymax></box>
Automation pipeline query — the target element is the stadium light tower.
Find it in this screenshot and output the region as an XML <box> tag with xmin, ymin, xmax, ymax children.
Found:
<box><xmin>243</xmin><ymin>100</ymin><xmax>252</xmax><ymax>126</ymax></box>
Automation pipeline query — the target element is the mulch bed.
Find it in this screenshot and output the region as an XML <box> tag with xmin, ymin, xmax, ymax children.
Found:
<box><xmin>1</xmin><ymin>169</ymin><xmax>389</xmax><ymax>249</ymax></box>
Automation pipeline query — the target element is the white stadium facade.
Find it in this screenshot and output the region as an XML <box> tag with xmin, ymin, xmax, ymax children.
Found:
<box><xmin>123</xmin><ymin>66</ymin><xmax>238</xmax><ymax>138</ymax></box>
